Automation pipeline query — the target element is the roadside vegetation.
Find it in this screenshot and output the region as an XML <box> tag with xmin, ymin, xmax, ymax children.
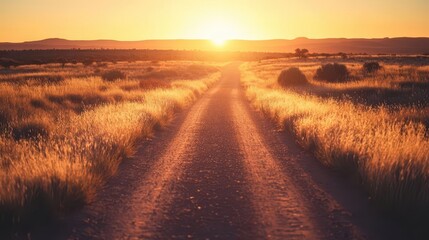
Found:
<box><xmin>0</xmin><ymin>60</ymin><xmax>220</xmax><ymax>224</ymax></box>
<box><xmin>241</xmin><ymin>58</ymin><xmax>429</xmax><ymax>219</ymax></box>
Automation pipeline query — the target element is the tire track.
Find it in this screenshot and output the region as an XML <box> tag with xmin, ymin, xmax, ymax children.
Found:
<box><xmin>65</xmin><ymin>78</ymin><xmax>221</xmax><ymax>240</ymax></box>
<box><xmin>108</xmin><ymin>84</ymin><xmax>220</xmax><ymax>239</ymax></box>
<box><xmin>231</xmin><ymin>89</ymin><xmax>319</xmax><ymax>239</ymax></box>
<box><xmin>231</xmin><ymin>82</ymin><xmax>366</xmax><ymax>239</ymax></box>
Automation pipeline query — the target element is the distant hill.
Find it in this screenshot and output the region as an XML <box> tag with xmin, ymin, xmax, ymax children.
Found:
<box><xmin>1</xmin><ymin>37</ymin><xmax>429</xmax><ymax>54</ymax></box>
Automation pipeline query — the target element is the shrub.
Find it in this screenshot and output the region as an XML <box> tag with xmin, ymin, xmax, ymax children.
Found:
<box><xmin>82</xmin><ymin>59</ymin><xmax>94</xmax><ymax>67</ymax></box>
<box><xmin>34</xmin><ymin>75</ymin><xmax>64</xmax><ymax>84</ymax></box>
<box><xmin>57</xmin><ymin>58</ymin><xmax>67</xmax><ymax>68</ymax></box>
<box><xmin>30</xmin><ymin>99</ymin><xmax>48</xmax><ymax>109</ymax></box>
<box><xmin>142</xmin><ymin>70</ymin><xmax>178</xmax><ymax>80</ymax></box>
<box><xmin>80</xmin><ymin>94</ymin><xmax>109</xmax><ymax>106</ymax></box>
<box><xmin>314</xmin><ymin>63</ymin><xmax>349</xmax><ymax>82</ymax></box>
<box><xmin>12</xmin><ymin>122</ymin><xmax>49</xmax><ymax>141</ymax></box>
<box><xmin>66</xmin><ymin>94</ymin><xmax>84</xmax><ymax>104</ymax></box>
<box><xmin>339</xmin><ymin>52</ymin><xmax>348</xmax><ymax>59</ymax></box>
<box><xmin>363</xmin><ymin>62</ymin><xmax>382</xmax><ymax>74</ymax></box>
<box><xmin>96</xmin><ymin>62</ymin><xmax>108</xmax><ymax>68</ymax></box>
<box><xmin>0</xmin><ymin>111</ymin><xmax>11</xmax><ymax>129</ymax></box>
<box><xmin>47</xmin><ymin>95</ymin><xmax>64</xmax><ymax>104</ymax></box>
<box><xmin>277</xmin><ymin>67</ymin><xmax>308</xmax><ymax>87</ymax></box>
<box><xmin>0</xmin><ymin>58</ymin><xmax>20</xmax><ymax>69</ymax></box>
<box><xmin>94</xmin><ymin>68</ymin><xmax>102</xmax><ymax>75</ymax></box>
<box><xmin>101</xmin><ymin>70</ymin><xmax>126</xmax><ymax>82</ymax></box>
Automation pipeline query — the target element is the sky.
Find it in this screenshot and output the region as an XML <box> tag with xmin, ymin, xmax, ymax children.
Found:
<box><xmin>1</xmin><ymin>0</ymin><xmax>428</xmax><ymax>42</ymax></box>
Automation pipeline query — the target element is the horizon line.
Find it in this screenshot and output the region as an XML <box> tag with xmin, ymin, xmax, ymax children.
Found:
<box><xmin>2</xmin><ymin>36</ymin><xmax>429</xmax><ymax>44</ymax></box>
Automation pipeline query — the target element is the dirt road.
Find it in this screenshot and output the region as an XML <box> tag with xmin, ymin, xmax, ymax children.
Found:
<box><xmin>52</xmin><ymin>63</ymin><xmax>407</xmax><ymax>239</ymax></box>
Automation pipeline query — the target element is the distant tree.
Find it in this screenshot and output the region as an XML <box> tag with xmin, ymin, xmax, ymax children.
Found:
<box><xmin>338</xmin><ymin>52</ymin><xmax>348</xmax><ymax>59</ymax></box>
<box><xmin>294</xmin><ymin>48</ymin><xmax>301</xmax><ymax>57</ymax></box>
<box><xmin>295</xmin><ymin>48</ymin><xmax>309</xmax><ymax>58</ymax></box>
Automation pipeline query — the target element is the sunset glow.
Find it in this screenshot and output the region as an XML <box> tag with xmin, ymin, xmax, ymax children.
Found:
<box><xmin>0</xmin><ymin>0</ymin><xmax>428</xmax><ymax>42</ymax></box>
<box><xmin>212</xmin><ymin>38</ymin><xmax>226</xmax><ymax>46</ymax></box>
<box><xmin>202</xmin><ymin>18</ymin><xmax>236</xmax><ymax>46</ymax></box>
<box><xmin>1</xmin><ymin>0</ymin><xmax>429</xmax><ymax>237</ymax></box>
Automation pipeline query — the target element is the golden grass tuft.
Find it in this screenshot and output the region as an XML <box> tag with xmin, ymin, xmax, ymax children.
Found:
<box><xmin>241</xmin><ymin>59</ymin><xmax>429</xmax><ymax>217</ymax></box>
<box><xmin>0</xmin><ymin>61</ymin><xmax>221</xmax><ymax>224</ymax></box>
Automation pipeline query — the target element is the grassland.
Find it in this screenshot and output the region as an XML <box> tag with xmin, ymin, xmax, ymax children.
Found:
<box><xmin>0</xmin><ymin>61</ymin><xmax>220</xmax><ymax>224</ymax></box>
<box><xmin>240</xmin><ymin>58</ymin><xmax>429</xmax><ymax>218</ymax></box>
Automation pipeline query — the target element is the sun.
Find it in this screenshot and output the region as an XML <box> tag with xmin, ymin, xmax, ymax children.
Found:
<box><xmin>212</xmin><ymin>37</ymin><xmax>226</xmax><ymax>46</ymax></box>
<box><xmin>200</xmin><ymin>18</ymin><xmax>235</xmax><ymax>47</ymax></box>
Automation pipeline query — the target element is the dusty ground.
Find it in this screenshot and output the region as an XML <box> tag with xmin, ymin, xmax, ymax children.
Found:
<box><xmin>25</xmin><ymin>63</ymin><xmax>412</xmax><ymax>240</ymax></box>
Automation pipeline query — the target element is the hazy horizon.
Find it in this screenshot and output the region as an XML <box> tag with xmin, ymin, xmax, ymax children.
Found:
<box><xmin>4</xmin><ymin>36</ymin><xmax>429</xmax><ymax>43</ymax></box>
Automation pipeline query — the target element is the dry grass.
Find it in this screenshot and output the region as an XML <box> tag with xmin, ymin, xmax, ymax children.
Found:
<box><xmin>241</xmin><ymin>58</ymin><xmax>429</xmax><ymax>217</ymax></box>
<box><xmin>0</xmin><ymin>61</ymin><xmax>220</xmax><ymax>224</ymax></box>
